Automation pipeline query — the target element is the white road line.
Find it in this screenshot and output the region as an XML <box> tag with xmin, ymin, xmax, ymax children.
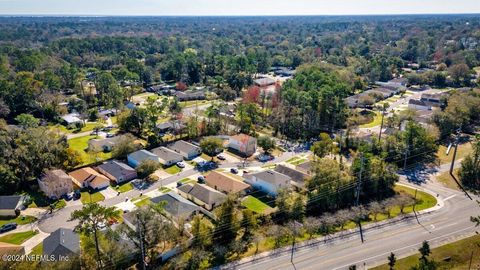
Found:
<box><xmin>444</xmin><ymin>194</ymin><xmax>457</xmax><ymax>201</ymax></box>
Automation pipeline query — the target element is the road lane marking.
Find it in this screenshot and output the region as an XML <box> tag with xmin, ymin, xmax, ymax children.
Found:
<box><xmin>443</xmin><ymin>194</ymin><xmax>456</xmax><ymax>201</ymax></box>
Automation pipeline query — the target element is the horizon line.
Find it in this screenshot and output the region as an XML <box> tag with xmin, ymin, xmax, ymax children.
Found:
<box><xmin>0</xmin><ymin>13</ymin><xmax>480</xmax><ymax>18</ymax></box>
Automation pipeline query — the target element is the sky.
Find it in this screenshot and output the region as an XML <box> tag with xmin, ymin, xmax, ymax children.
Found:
<box><xmin>0</xmin><ymin>0</ymin><xmax>479</xmax><ymax>16</ymax></box>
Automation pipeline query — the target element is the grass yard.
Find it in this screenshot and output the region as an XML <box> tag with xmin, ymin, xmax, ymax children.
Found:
<box><xmin>436</xmin><ymin>142</ymin><xmax>472</xmax><ymax>165</ymax></box>
<box><xmin>181</xmin><ymin>99</ymin><xmax>212</xmax><ymax>108</ymax></box>
<box><xmin>200</xmin><ymin>153</ymin><xmax>218</xmax><ymax>162</ymax></box>
<box><xmin>0</xmin><ymin>231</ymin><xmax>38</xmax><ymax>245</ymax></box>
<box><xmin>134</xmin><ymin>197</ymin><xmax>151</xmax><ymax>207</ymax></box>
<box><xmin>113</xmin><ymin>182</ymin><xmax>134</xmax><ymax>193</ymax></box>
<box><xmin>0</xmin><ymin>215</ymin><xmax>37</xmax><ymax>226</ymax></box>
<box><xmin>164</xmin><ymin>165</ymin><xmax>182</xmax><ymax>174</ymax></box>
<box><xmin>371</xmin><ymin>235</ymin><xmax>480</xmax><ymax>270</ymax></box>
<box><xmin>29</xmin><ymin>243</ymin><xmax>43</xmax><ymax>255</ymax></box>
<box><xmin>67</xmin><ymin>135</ymin><xmax>113</xmax><ymax>166</ymax></box>
<box><xmin>241</xmin><ymin>196</ymin><xmax>274</xmax><ymax>214</ymax></box>
<box><xmin>360</xmin><ymin>111</ymin><xmax>383</xmax><ymax>128</ymax></box>
<box><xmin>436</xmin><ymin>168</ymin><xmax>461</xmax><ymax>190</ymax></box>
<box><xmin>286</xmin><ymin>156</ymin><xmax>307</xmax><ymax>165</ymax></box>
<box><xmin>159</xmin><ymin>187</ymin><xmax>172</xmax><ymax>193</ymax></box>
<box><xmin>80</xmin><ymin>191</ymin><xmax>105</xmax><ymax>204</ymax></box>
<box><xmin>49</xmin><ymin>122</ymin><xmax>100</xmax><ymax>134</ymax></box>
<box><xmin>178</xmin><ymin>178</ymin><xmax>196</xmax><ymax>184</ymax></box>
<box><xmin>22</xmin><ymin>189</ymin><xmax>51</xmax><ymax>208</ymax></box>
<box><xmin>53</xmin><ymin>199</ymin><xmax>67</xmax><ymax>209</ymax></box>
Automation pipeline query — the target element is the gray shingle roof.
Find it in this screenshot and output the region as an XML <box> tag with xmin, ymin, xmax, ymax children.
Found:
<box><xmin>150</xmin><ymin>192</ymin><xmax>198</xmax><ymax>218</ymax></box>
<box><xmin>178</xmin><ymin>184</ymin><xmax>226</xmax><ymax>205</ymax></box>
<box><xmin>254</xmin><ymin>77</ymin><xmax>275</xmax><ymax>87</ymax></box>
<box><xmin>97</xmin><ymin>161</ymin><xmax>136</xmax><ymax>180</ymax></box>
<box><xmin>168</xmin><ymin>140</ymin><xmax>200</xmax><ymax>156</ymax></box>
<box><xmin>43</xmin><ymin>228</ymin><xmax>79</xmax><ymax>258</ymax></box>
<box><xmin>128</xmin><ymin>150</ymin><xmax>158</xmax><ymax>162</ymax></box>
<box><xmin>0</xmin><ymin>196</ymin><xmax>23</xmax><ymax>210</ymax></box>
<box><xmin>274</xmin><ymin>164</ymin><xmax>309</xmax><ymax>185</ymax></box>
<box><xmin>245</xmin><ymin>170</ymin><xmax>291</xmax><ymax>186</ymax></box>
<box><xmin>151</xmin><ymin>147</ymin><xmax>183</xmax><ymax>163</ymax></box>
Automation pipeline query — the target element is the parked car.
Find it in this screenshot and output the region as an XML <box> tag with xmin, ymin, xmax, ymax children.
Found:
<box><xmin>73</xmin><ymin>190</ymin><xmax>81</xmax><ymax>200</ymax></box>
<box><xmin>256</xmin><ymin>154</ymin><xmax>274</xmax><ymax>162</ymax></box>
<box><xmin>106</xmin><ymin>133</ymin><xmax>114</xmax><ymax>138</ymax></box>
<box><xmin>230</xmin><ymin>168</ymin><xmax>238</xmax><ymax>174</ymax></box>
<box><xmin>176</xmin><ymin>162</ymin><xmax>185</xmax><ymax>168</ymax></box>
<box><xmin>63</xmin><ymin>192</ymin><xmax>73</xmax><ymax>201</ymax></box>
<box><xmin>217</xmin><ymin>155</ymin><xmax>226</xmax><ymax>161</ymax></box>
<box><xmin>177</xmin><ymin>182</ymin><xmax>183</xmax><ymax>187</ymax></box>
<box><xmin>197</xmin><ymin>175</ymin><xmax>205</xmax><ymax>183</ymax></box>
<box><xmin>0</xmin><ymin>223</ymin><xmax>17</xmax><ymax>234</ymax></box>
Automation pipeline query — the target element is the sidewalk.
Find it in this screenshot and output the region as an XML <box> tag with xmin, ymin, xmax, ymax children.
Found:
<box><xmin>22</xmin><ymin>230</ymin><xmax>49</xmax><ymax>254</ymax></box>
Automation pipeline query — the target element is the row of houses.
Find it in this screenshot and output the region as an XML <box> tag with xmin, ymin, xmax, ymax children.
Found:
<box><xmin>127</xmin><ymin>140</ymin><xmax>202</xmax><ymax>168</ymax></box>
<box><xmin>37</xmin><ymin>160</ymin><xmax>138</xmax><ymax>199</ymax></box>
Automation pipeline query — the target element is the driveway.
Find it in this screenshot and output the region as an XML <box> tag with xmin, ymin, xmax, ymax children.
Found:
<box><xmin>100</xmin><ymin>187</ymin><xmax>119</xmax><ymax>199</ymax></box>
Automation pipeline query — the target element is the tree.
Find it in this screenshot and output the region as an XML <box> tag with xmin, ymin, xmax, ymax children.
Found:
<box><xmin>96</xmin><ymin>72</ymin><xmax>124</xmax><ymax>109</ymax></box>
<box><xmin>69</xmin><ymin>203</ymin><xmax>121</xmax><ymax>266</ymax></box>
<box><xmin>111</xmin><ymin>134</ymin><xmax>141</xmax><ymax>159</ymax></box>
<box><xmin>388</xmin><ymin>252</ymin><xmax>396</xmax><ymax>270</ymax></box>
<box><xmin>459</xmin><ymin>136</ymin><xmax>480</xmax><ymax>190</ymax></box>
<box><xmin>14</xmin><ymin>113</ymin><xmax>39</xmax><ymax>129</ymax></box>
<box><xmin>213</xmin><ymin>195</ymin><xmax>238</xmax><ymax>246</ymax></box>
<box><xmin>257</xmin><ymin>136</ymin><xmax>276</xmax><ymax>154</ymax></box>
<box><xmin>311</xmin><ymin>133</ymin><xmax>337</xmax><ymax>158</ymax></box>
<box><xmin>200</xmin><ymin>137</ymin><xmax>223</xmax><ymax>159</ymax></box>
<box><xmin>136</xmin><ymin>159</ymin><xmax>160</xmax><ymax>179</ymax></box>
<box><xmin>448</xmin><ymin>63</ymin><xmax>470</xmax><ymax>86</ymax></box>
<box><xmin>419</xmin><ymin>240</ymin><xmax>431</xmax><ymax>262</ymax></box>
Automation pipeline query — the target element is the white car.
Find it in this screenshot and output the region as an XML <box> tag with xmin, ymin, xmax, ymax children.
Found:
<box><xmin>176</xmin><ymin>162</ymin><xmax>185</xmax><ymax>168</ymax></box>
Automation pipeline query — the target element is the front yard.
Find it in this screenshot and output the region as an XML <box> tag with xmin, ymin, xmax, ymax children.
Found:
<box><xmin>164</xmin><ymin>165</ymin><xmax>182</xmax><ymax>174</ymax></box>
<box><xmin>80</xmin><ymin>191</ymin><xmax>105</xmax><ymax>204</ymax></box>
<box><xmin>0</xmin><ymin>215</ymin><xmax>37</xmax><ymax>226</ymax></box>
<box><xmin>241</xmin><ymin>196</ymin><xmax>274</xmax><ymax>214</ymax></box>
<box><xmin>436</xmin><ymin>142</ymin><xmax>472</xmax><ymax>165</ymax></box>
<box><xmin>67</xmin><ymin>135</ymin><xmax>113</xmax><ymax>166</ymax></box>
<box><xmin>0</xmin><ymin>231</ymin><xmax>38</xmax><ymax>245</ymax></box>
<box><xmin>113</xmin><ymin>182</ymin><xmax>134</xmax><ymax>193</ymax></box>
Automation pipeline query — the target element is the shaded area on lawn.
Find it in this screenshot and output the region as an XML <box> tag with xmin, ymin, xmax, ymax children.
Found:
<box><xmin>0</xmin><ymin>215</ymin><xmax>37</xmax><ymax>226</ymax></box>
<box><xmin>0</xmin><ymin>231</ymin><xmax>38</xmax><ymax>245</ymax></box>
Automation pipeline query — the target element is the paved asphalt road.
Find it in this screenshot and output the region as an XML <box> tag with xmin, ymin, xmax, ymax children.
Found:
<box><xmin>222</xmin><ymin>179</ymin><xmax>479</xmax><ymax>270</ymax></box>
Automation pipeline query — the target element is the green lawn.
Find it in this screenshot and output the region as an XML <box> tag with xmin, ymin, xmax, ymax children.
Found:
<box><xmin>286</xmin><ymin>156</ymin><xmax>307</xmax><ymax>165</ymax></box>
<box><xmin>164</xmin><ymin>165</ymin><xmax>182</xmax><ymax>174</ymax></box>
<box><xmin>80</xmin><ymin>191</ymin><xmax>105</xmax><ymax>204</ymax></box>
<box><xmin>0</xmin><ymin>215</ymin><xmax>37</xmax><ymax>226</ymax></box>
<box><xmin>53</xmin><ymin>199</ymin><xmax>67</xmax><ymax>209</ymax></box>
<box><xmin>241</xmin><ymin>196</ymin><xmax>274</xmax><ymax>214</ymax></box>
<box><xmin>437</xmin><ymin>142</ymin><xmax>472</xmax><ymax>165</ymax></box>
<box><xmin>360</xmin><ymin>111</ymin><xmax>383</xmax><ymax>128</ymax></box>
<box><xmin>134</xmin><ymin>197</ymin><xmax>151</xmax><ymax>207</ymax></box>
<box><xmin>113</xmin><ymin>182</ymin><xmax>134</xmax><ymax>193</ymax></box>
<box><xmin>67</xmin><ymin>135</ymin><xmax>113</xmax><ymax>166</ymax></box>
<box><xmin>21</xmin><ymin>189</ymin><xmax>51</xmax><ymax>208</ymax></box>
<box><xmin>29</xmin><ymin>243</ymin><xmax>43</xmax><ymax>255</ymax></box>
<box><xmin>181</xmin><ymin>99</ymin><xmax>213</xmax><ymax>108</ymax></box>
<box><xmin>0</xmin><ymin>231</ymin><xmax>38</xmax><ymax>245</ymax></box>
<box><xmin>371</xmin><ymin>235</ymin><xmax>480</xmax><ymax>270</ymax></box>
<box><xmin>49</xmin><ymin>122</ymin><xmax>100</xmax><ymax>134</ymax></box>
<box><xmin>178</xmin><ymin>178</ymin><xmax>196</xmax><ymax>184</ymax></box>
<box><xmin>159</xmin><ymin>187</ymin><xmax>173</xmax><ymax>193</ymax></box>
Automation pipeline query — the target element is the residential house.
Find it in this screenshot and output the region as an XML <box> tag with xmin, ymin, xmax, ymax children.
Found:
<box><xmin>38</xmin><ymin>169</ymin><xmax>73</xmax><ymax>199</ymax></box>
<box><xmin>151</xmin><ymin>147</ymin><xmax>184</xmax><ymax>167</ymax></box>
<box><xmin>408</xmin><ymin>99</ymin><xmax>431</xmax><ymax>111</ymax></box>
<box><xmin>243</xmin><ymin>170</ymin><xmax>292</xmax><ymax>196</ymax></box>
<box><xmin>61</xmin><ymin>113</ymin><xmax>82</xmax><ymax>126</ymax></box>
<box><xmin>274</xmin><ymin>164</ymin><xmax>309</xmax><ymax>189</ymax></box>
<box><xmin>0</xmin><ymin>196</ymin><xmax>25</xmax><ymax>217</ymax></box>
<box><xmin>68</xmin><ymin>167</ymin><xmax>110</xmax><ymax>190</ymax></box>
<box><xmin>80</xmin><ymin>80</ymin><xmax>97</xmax><ymax>97</ymax></box>
<box><xmin>167</xmin><ymin>140</ymin><xmax>202</xmax><ymax>160</ymax></box>
<box><xmin>295</xmin><ymin>161</ymin><xmax>312</xmax><ymax>175</ymax></box>
<box><xmin>175</xmin><ymin>91</ymin><xmax>206</xmax><ymax>101</ymax></box>
<box><xmin>88</xmin><ymin>136</ymin><xmax>122</xmax><ymax>152</ymax></box>
<box><xmin>127</xmin><ymin>150</ymin><xmax>160</xmax><ymax>168</ymax></box>
<box><xmin>205</xmin><ymin>171</ymin><xmax>251</xmax><ymax>194</ymax></box>
<box><xmin>414</xmin><ymin>110</ymin><xmax>434</xmax><ymax>125</ymax></box>
<box><xmin>254</xmin><ymin>77</ymin><xmax>276</xmax><ymax>87</ymax></box>
<box><xmin>43</xmin><ymin>228</ymin><xmax>80</xmax><ymax>261</ymax></box>
<box><xmin>156</xmin><ymin>121</ymin><xmax>186</xmax><ymax>134</ymax></box>
<box><xmin>420</xmin><ymin>93</ymin><xmax>447</xmax><ymax>108</ymax></box>
<box><xmin>0</xmin><ymin>242</ymin><xmax>25</xmax><ymax>256</ymax></box>
<box><xmin>177</xmin><ymin>184</ymin><xmax>227</xmax><ymax>211</ymax></box>
<box><xmin>150</xmin><ymin>192</ymin><xmax>199</xmax><ymax>221</ymax></box>
<box><xmin>228</xmin><ymin>134</ymin><xmax>257</xmax><ymax>157</ymax></box>
<box><xmin>97</xmin><ymin>161</ymin><xmax>137</xmax><ymax>184</ymax></box>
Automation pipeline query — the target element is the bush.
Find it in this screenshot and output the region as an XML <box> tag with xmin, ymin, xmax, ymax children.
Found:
<box><xmin>136</xmin><ymin>160</ymin><xmax>160</xmax><ymax>178</ymax></box>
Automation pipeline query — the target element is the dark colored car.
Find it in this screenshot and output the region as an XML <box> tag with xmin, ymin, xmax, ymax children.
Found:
<box><xmin>177</xmin><ymin>182</ymin><xmax>183</xmax><ymax>188</ymax></box>
<box><xmin>73</xmin><ymin>190</ymin><xmax>81</xmax><ymax>200</ymax></box>
<box><xmin>217</xmin><ymin>155</ymin><xmax>226</xmax><ymax>161</ymax></box>
<box><xmin>0</xmin><ymin>223</ymin><xmax>17</xmax><ymax>234</ymax></box>
<box><xmin>230</xmin><ymin>168</ymin><xmax>239</xmax><ymax>174</ymax></box>
<box><xmin>197</xmin><ymin>175</ymin><xmax>206</xmax><ymax>183</ymax></box>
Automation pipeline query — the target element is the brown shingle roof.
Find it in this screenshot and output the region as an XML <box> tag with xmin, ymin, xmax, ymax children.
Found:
<box><xmin>68</xmin><ymin>167</ymin><xmax>109</xmax><ymax>187</ymax></box>
<box><xmin>205</xmin><ymin>171</ymin><xmax>250</xmax><ymax>193</ymax></box>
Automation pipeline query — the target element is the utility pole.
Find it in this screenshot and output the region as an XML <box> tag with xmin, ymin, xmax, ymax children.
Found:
<box><xmin>290</xmin><ymin>220</ymin><xmax>303</xmax><ymax>263</ymax></box>
<box><xmin>403</xmin><ymin>148</ymin><xmax>409</xmax><ymax>171</ymax></box>
<box><xmin>137</xmin><ymin>213</ymin><xmax>146</xmax><ymax>270</ymax></box>
<box><xmin>355</xmin><ymin>154</ymin><xmax>365</xmax><ymax>243</ymax></box>
<box><xmin>450</xmin><ymin>129</ymin><xmax>473</xmax><ymax>200</ymax></box>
